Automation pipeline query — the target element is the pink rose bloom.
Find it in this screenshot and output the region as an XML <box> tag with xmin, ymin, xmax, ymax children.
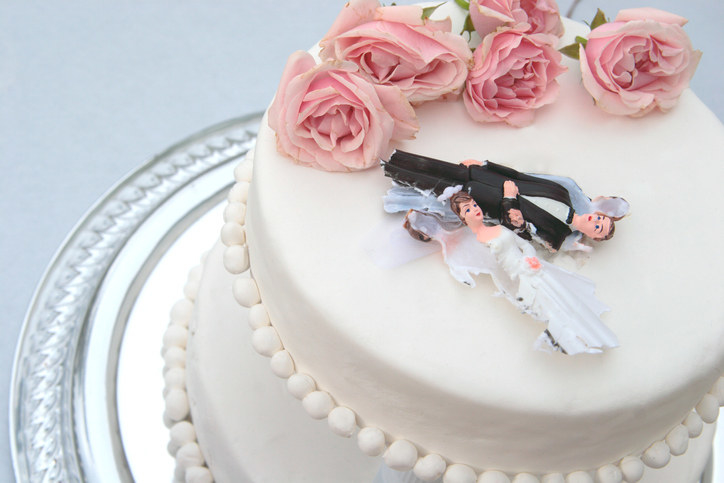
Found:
<box><xmin>319</xmin><ymin>0</ymin><xmax>472</xmax><ymax>104</ymax></box>
<box><xmin>579</xmin><ymin>8</ymin><xmax>701</xmax><ymax>117</ymax></box>
<box><xmin>469</xmin><ymin>0</ymin><xmax>563</xmax><ymax>38</ymax></box>
<box><xmin>268</xmin><ymin>51</ymin><xmax>418</xmax><ymax>172</ymax></box>
<box><xmin>520</xmin><ymin>0</ymin><xmax>564</xmax><ymax>36</ymax></box>
<box><xmin>463</xmin><ymin>29</ymin><xmax>567</xmax><ymax>127</ymax></box>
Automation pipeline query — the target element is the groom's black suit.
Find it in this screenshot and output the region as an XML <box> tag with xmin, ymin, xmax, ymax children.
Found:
<box><xmin>383</xmin><ymin>150</ymin><xmax>575</xmax><ymax>251</ymax></box>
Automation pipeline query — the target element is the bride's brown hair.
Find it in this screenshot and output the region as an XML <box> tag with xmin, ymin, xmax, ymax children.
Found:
<box><xmin>449</xmin><ymin>191</ymin><xmax>474</xmax><ymax>224</ymax></box>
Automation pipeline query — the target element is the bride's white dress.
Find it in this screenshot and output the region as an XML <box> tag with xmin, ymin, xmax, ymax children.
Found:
<box><xmin>487</xmin><ymin>228</ymin><xmax>617</xmax><ymax>354</ymax></box>
<box><xmin>405</xmin><ymin>211</ymin><xmax>618</xmax><ymax>355</ymax></box>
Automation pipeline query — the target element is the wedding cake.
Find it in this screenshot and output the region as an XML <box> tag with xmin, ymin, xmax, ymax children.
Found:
<box><xmin>162</xmin><ymin>1</ymin><xmax>724</xmax><ymax>482</ymax></box>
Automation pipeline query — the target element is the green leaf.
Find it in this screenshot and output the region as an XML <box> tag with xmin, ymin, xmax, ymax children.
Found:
<box><xmin>574</xmin><ymin>36</ymin><xmax>588</xmax><ymax>48</ymax></box>
<box><xmin>422</xmin><ymin>2</ymin><xmax>446</xmax><ymax>20</ymax></box>
<box><xmin>460</xmin><ymin>13</ymin><xmax>475</xmax><ymax>37</ymax></box>
<box><xmin>454</xmin><ymin>0</ymin><xmax>470</xmax><ymax>10</ymax></box>
<box><xmin>590</xmin><ymin>8</ymin><xmax>608</xmax><ymax>30</ymax></box>
<box><xmin>559</xmin><ymin>43</ymin><xmax>581</xmax><ymax>60</ymax></box>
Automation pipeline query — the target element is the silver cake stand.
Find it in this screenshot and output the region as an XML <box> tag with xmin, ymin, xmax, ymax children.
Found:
<box><xmin>10</xmin><ymin>113</ymin><xmax>261</xmax><ymax>483</ymax></box>
<box><xmin>9</xmin><ymin>113</ymin><xmax>721</xmax><ymax>482</ymax></box>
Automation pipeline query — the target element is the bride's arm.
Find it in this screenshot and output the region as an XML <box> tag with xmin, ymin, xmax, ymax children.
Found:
<box><xmin>511</xmin><ymin>229</ymin><xmax>537</xmax><ymax>257</ymax></box>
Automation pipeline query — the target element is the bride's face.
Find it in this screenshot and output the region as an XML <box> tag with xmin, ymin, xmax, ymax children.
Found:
<box><xmin>460</xmin><ymin>200</ymin><xmax>483</xmax><ymax>224</ymax></box>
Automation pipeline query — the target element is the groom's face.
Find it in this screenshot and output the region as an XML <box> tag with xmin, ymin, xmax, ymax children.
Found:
<box><xmin>579</xmin><ymin>214</ymin><xmax>612</xmax><ymax>240</ymax></box>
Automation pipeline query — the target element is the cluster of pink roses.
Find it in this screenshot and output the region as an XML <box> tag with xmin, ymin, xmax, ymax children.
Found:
<box><xmin>269</xmin><ymin>0</ymin><xmax>700</xmax><ymax>172</ymax></box>
<box><xmin>269</xmin><ymin>0</ymin><xmax>472</xmax><ymax>172</ymax></box>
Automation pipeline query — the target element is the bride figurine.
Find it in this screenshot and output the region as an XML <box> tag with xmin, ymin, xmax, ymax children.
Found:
<box><xmin>405</xmin><ymin>190</ymin><xmax>618</xmax><ymax>355</ymax></box>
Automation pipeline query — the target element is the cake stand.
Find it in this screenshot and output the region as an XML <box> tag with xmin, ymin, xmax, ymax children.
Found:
<box><xmin>9</xmin><ymin>114</ymin><xmax>721</xmax><ymax>482</ymax></box>
<box><xmin>9</xmin><ymin>113</ymin><xmax>260</xmax><ymax>482</ymax></box>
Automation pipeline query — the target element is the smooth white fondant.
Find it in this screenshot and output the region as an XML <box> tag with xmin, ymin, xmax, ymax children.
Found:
<box><xmin>184</xmin><ymin>242</ymin><xmax>719</xmax><ymax>481</ymax></box>
<box><xmin>712</xmin><ymin>376</ymin><xmax>724</xmax><ymax>404</ymax></box>
<box><xmin>412</xmin><ymin>453</ymin><xmax>446</xmax><ymax>481</ymax></box>
<box><xmin>243</xmin><ymin>16</ymin><xmax>724</xmax><ymax>478</ymax></box>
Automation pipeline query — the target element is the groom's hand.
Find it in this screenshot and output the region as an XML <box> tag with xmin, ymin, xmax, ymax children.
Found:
<box><xmin>503</xmin><ymin>180</ymin><xmax>519</xmax><ymax>198</ymax></box>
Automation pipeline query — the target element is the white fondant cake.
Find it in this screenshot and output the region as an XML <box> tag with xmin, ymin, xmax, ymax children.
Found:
<box><xmin>162</xmin><ymin>4</ymin><xmax>724</xmax><ymax>483</ymax></box>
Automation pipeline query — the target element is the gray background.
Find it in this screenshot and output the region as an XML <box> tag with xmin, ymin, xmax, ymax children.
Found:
<box><xmin>1</xmin><ymin>1</ymin><xmax>721</xmax><ymax>481</ymax></box>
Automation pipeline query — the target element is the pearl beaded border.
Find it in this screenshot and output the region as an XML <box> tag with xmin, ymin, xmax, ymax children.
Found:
<box><xmin>165</xmin><ymin>155</ymin><xmax>724</xmax><ymax>483</ymax></box>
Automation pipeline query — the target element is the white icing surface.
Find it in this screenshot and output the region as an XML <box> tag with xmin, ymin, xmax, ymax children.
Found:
<box><xmin>241</xmin><ymin>16</ymin><xmax>724</xmax><ymax>476</ymax></box>
<box><xmin>185</xmin><ymin>243</ymin><xmax>718</xmax><ymax>482</ymax></box>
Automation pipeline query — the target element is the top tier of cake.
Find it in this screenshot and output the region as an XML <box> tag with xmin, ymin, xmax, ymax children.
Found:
<box><xmin>241</xmin><ymin>10</ymin><xmax>724</xmax><ymax>477</ymax></box>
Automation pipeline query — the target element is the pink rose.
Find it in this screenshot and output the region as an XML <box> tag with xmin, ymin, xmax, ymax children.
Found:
<box><xmin>268</xmin><ymin>51</ymin><xmax>418</xmax><ymax>172</ymax></box>
<box><xmin>520</xmin><ymin>0</ymin><xmax>564</xmax><ymax>37</ymax></box>
<box><xmin>469</xmin><ymin>0</ymin><xmax>563</xmax><ymax>38</ymax></box>
<box><xmin>319</xmin><ymin>0</ymin><xmax>472</xmax><ymax>104</ymax></box>
<box><xmin>463</xmin><ymin>29</ymin><xmax>567</xmax><ymax>127</ymax></box>
<box><xmin>579</xmin><ymin>8</ymin><xmax>701</xmax><ymax>117</ymax></box>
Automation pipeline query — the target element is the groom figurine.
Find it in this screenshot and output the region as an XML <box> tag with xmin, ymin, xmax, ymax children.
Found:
<box><xmin>382</xmin><ymin>150</ymin><xmax>626</xmax><ymax>252</ymax></box>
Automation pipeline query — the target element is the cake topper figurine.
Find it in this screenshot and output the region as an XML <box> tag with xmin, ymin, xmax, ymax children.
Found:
<box><xmin>373</xmin><ymin>150</ymin><xmax>629</xmax><ymax>354</ymax></box>
<box><xmin>403</xmin><ymin>192</ymin><xmax>618</xmax><ymax>355</ymax></box>
<box><xmin>383</xmin><ymin>150</ymin><xmax>629</xmax><ymax>252</ymax></box>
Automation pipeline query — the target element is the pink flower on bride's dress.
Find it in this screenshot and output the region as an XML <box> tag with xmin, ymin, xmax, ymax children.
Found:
<box><xmin>526</xmin><ymin>257</ymin><xmax>542</xmax><ymax>270</ymax></box>
<box><xmin>319</xmin><ymin>0</ymin><xmax>472</xmax><ymax>104</ymax></box>
<box><xmin>469</xmin><ymin>0</ymin><xmax>563</xmax><ymax>38</ymax></box>
<box><xmin>463</xmin><ymin>28</ymin><xmax>567</xmax><ymax>127</ymax></box>
<box><xmin>268</xmin><ymin>51</ymin><xmax>418</xmax><ymax>172</ymax></box>
<box><xmin>579</xmin><ymin>8</ymin><xmax>701</xmax><ymax>117</ymax></box>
